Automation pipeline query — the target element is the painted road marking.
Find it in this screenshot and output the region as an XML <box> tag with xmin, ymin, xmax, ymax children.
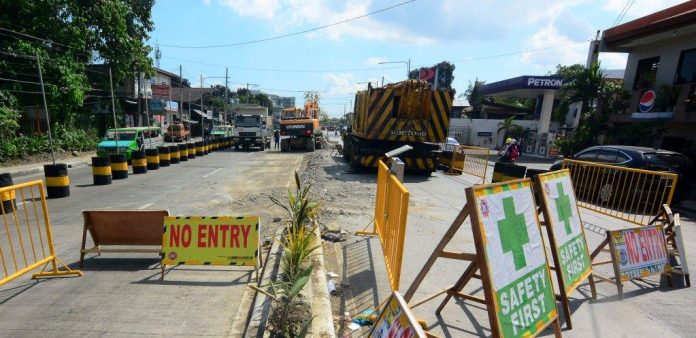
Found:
<box><xmin>203</xmin><ymin>168</ymin><xmax>223</xmax><ymax>178</ymax></box>
<box><xmin>139</xmin><ymin>202</ymin><xmax>154</xmax><ymax>210</ymax></box>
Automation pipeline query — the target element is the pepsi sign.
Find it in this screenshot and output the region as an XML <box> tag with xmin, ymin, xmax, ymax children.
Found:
<box><xmin>639</xmin><ymin>90</ymin><xmax>656</xmax><ymax>113</ymax></box>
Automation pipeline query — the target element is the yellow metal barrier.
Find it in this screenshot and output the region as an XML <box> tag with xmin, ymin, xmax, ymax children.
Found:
<box><xmin>357</xmin><ymin>160</ymin><xmax>410</xmax><ymax>291</ymax></box>
<box><xmin>0</xmin><ymin>180</ymin><xmax>82</xmax><ymax>287</ymax></box>
<box><xmin>444</xmin><ymin>145</ymin><xmax>490</xmax><ymax>184</ymax></box>
<box><xmin>562</xmin><ymin>159</ymin><xmax>677</xmax><ymax>225</ymax></box>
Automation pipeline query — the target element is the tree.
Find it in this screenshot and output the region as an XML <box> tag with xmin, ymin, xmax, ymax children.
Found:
<box><xmin>460</xmin><ymin>78</ymin><xmax>485</xmax><ymax>113</ymax></box>
<box><xmin>0</xmin><ymin>0</ymin><xmax>155</xmax><ymax>129</ymax></box>
<box><xmin>496</xmin><ymin>116</ymin><xmax>523</xmax><ymax>147</ymax></box>
<box><xmin>409</xmin><ymin>61</ymin><xmax>456</xmax><ymax>92</ymax></box>
<box><xmin>559</xmin><ymin>62</ymin><xmax>605</xmax><ymax>120</ymax></box>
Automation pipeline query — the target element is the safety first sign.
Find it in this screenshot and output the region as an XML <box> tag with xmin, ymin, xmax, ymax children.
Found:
<box><xmin>538</xmin><ymin>170</ymin><xmax>592</xmax><ymax>294</ymax></box>
<box><xmin>473</xmin><ymin>181</ymin><xmax>557</xmax><ymax>338</ymax></box>
<box><xmin>162</xmin><ymin>216</ymin><xmax>259</xmax><ymax>266</ymax></box>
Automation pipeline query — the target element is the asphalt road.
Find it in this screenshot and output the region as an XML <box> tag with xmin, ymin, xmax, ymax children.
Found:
<box><xmin>0</xmin><ymin>147</ymin><xmax>303</xmax><ymax>337</ymax></box>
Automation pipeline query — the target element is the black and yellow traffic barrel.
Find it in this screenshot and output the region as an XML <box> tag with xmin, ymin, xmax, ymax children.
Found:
<box><xmin>131</xmin><ymin>150</ymin><xmax>147</xmax><ymax>174</ymax></box>
<box><xmin>203</xmin><ymin>140</ymin><xmax>210</xmax><ymax>155</ymax></box>
<box><xmin>211</xmin><ymin>139</ymin><xmax>219</xmax><ymax>151</ymax></box>
<box><xmin>187</xmin><ymin>142</ymin><xmax>196</xmax><ymax>159</ymax></box>
<box><xmin>158</xmin><ymin>146</ymin><xmax>171</xmax><ymax>166</ymax></box>
<box><xmin>92</xmin><ymin>156</ymin><xmax>112</xmax><ymax>185</ymax></box>
<box><xmin>169</xmin><ymin>145</ymin><xmax>180</xmax><ymax>164</ymax></box>
<box><xmin>110</xmin><ymin>153</ymin><xmax>129</xmax><ymax>180</ymax></box>
<box><xmin>146</xmin><ymin>148</ymin><xmax>160</xmax><ymax>170</ymax></box>
<box><xmin>0</xmin><ymin>173</ymin><xmax>16</xmax><ymax>214</ymax></box>
<box><xmin>196</xmin><ymin>141</ymin><xmax>205</xmax><ymax>156</ymax></box>
<box><xmin>44</xmin><ymin>163</ymin><xmax>70</xmax><ymax>198</ymax></box>
<box><xmin>179</xmin><ymin>144</ymin><xmax>188</xmax><ymax>162</ymax></box>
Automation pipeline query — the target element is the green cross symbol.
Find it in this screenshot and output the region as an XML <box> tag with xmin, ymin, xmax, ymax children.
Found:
<box><xmin>555</xmin><ymin>183</ymin><xmax>573</xmax><ymax>235</ymax></box>
<box><xmin>497</xmin><ymin>197</ymin><xmax>529</xmax><ymax>270</ymax></box>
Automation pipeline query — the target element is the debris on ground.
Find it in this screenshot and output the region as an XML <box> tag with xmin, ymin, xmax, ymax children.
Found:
<box><xmin>351</xmin><ymin>309</ymin><xmax>378</xmax><ymax>326</ymax></box>
<box><xmin>321</xmin><ymin>232</ymin><xmax>347</xmax><ymax>242</ymax></box>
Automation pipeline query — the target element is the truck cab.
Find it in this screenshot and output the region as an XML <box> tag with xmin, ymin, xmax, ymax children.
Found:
<box><xmin>233</xmin><ymin>115</ymin><xmax>269</xmax><ymax>151</ymax></box>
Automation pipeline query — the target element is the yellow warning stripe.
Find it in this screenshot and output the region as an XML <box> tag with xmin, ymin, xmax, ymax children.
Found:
<box><xmin>92</xmin><ymin>166</ymin><xmax>111</xmax><ymax>176</ymax></box>
<box><xmin>171</xmin><ymin>152</ymin><xmax>180</xmax><ymax>159</ymax></box>
<box><xmin>159</xmin><ymin>153</ymin><xmax>171</xmax><ymax>160</ymax></box>
<box><xmin>45</xmin><ymin>176</ymin><xmax>69</xmax><ymax>187</ymax></box>
<box><xmin>132</xmin><ymin>158</ymin><xmax>147</xmax><ymax>166</ymax></box>
<box><xmin>111</xmin><ymin>162</ymin><xmax>128</xmax><ymax>171</ymax></box>
<box><xmin>147</xmin><ymin>155</ymin><xmax>160</xmax><ymax>163</ymax></box>
<box><xmin>196</xmin><ymin>146</ymin><xmax>204</xmax><ymax>153</ymax></box>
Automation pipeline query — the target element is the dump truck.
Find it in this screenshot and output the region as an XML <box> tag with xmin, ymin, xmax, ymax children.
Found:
<box><xmin>342</xmin><ymin>80</ymin><xmax>453</xmax><ymax>172</ymax></box>
<box><xmin>233</xmin><ymin>106</ymin><xmax>271</xmax><ymax>151</ymax></box>
<box><xmin>279</xmin><ymin>94</ymin><xmax>323</xmax><ymax>152</ymax></box>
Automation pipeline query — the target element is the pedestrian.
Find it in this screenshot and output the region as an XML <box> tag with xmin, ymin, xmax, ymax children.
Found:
<box><xmin>273</xmin><ymin>129</ymin><xmax>280</xmax><ymax>150</ymax></box>
<box><xmin>508</xmin><ymin>139</ymin><xmax>520</xmax><ymax>163</ymax></box>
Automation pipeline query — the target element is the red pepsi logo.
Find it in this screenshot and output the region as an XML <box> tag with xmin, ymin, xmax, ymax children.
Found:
<box><xmin>639</xmin><ymin>90</ymin><xmax>656</xmax><ymax>113</ymax></box>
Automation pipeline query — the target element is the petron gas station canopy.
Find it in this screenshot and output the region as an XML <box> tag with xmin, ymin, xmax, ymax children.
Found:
<box><xmin>478</xmin><ymin>75</ymin><xmax>564</xmax><ymax>154</ymax></box>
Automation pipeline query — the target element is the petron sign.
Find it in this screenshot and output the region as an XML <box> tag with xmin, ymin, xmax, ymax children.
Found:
<box><xmin>522</xmin><ymin>76</ymin><xmax>564</xmax><ymax>89</ymax></box>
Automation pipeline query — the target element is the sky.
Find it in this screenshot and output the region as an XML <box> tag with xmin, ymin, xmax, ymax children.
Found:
<box><xmin>149</xmin><ymin>0</ymin><xmax>687</xmax><ymax>117</ymax></box>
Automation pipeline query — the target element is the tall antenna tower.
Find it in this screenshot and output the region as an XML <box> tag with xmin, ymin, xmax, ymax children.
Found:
<box><xmin>155</xmin><ymin>42</ymin><xmax>161</xmax><ymax>69</ymax></box>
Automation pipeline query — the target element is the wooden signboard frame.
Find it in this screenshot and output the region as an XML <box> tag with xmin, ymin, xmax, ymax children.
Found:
<box><xmin>649</xmin><ymin>205</ymin><xmax>690</xmax><ymax>287</ymax></box>
<box><xmin>404</xmin><ymin>178</ymin><xmax>561</xmax><ymax>338</ymax></box>
<box><xmin>534</xmin><ymin>170</ymin><xmax>597</xmax><ymax>329</ymax></box>
<box><xmin>369</xmin><ymin>291</ymin><xmax>429</xmax><ymax>338</ymax></box>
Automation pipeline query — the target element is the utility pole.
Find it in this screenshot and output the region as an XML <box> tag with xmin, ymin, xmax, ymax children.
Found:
<box><xmin>179</xmin><ymin>65</ymin><xmax>183</xmax><ymax>121</ymax></box>
<box><xmin>224</xmin><ymin>67</ymin><xmax>229</xmax><ymax>124</ymax></box>
<box><xmin>36</xmin><ymin>51</ymin><xmax>56</xmax><ymax>164</ymax></box>
<box><xmin>200</xmin><ymin>75</ymin><xmax>205</xmax><ymax>140</ymax></box>
<box><xmin>245</xmin><ymin>83</ymin><xmax>258</xmax><ymax>107</ymax></box>
<box><xmin>136</xmin><ymin>71</ymin><xmax>142</xmax><ymax>126</ymax></box>
<box><xmin>145</xmin><ymin>80</ymin><xmax>152</xmax><ymax>148</ymax></box>
<box><xmin>109</xmin><ymin>67</ymin><xmax>119</xmax><ymax>153</ymax></box>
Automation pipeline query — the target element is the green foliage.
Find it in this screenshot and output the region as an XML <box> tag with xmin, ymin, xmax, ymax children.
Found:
<box><xmin>280</xmin><ymin>225</ymin><xmax>320</xmax><ymax>284</ymax></box>
<box><xmin>271</xmin><ymin>172</ymin><xmax>319</xmax><ymax>234</ymax></box>
<box><xmin>654</xmin><ymin>84</ymin><xmax>680</xmax><ymax>111</ymax></box>
<box><xmin>0</xmin><ymin>91</ymin><xmax>20</xmax><ymax>141</ymax></box>
<box><xmin>0</xmin><ymin>124</ymin><xmax>99</xmax><ymax>162</ymax></box>
<box><xmin>251</xmin><ymin>266</ymin><xmax>314</xmax><ymax>338</ymax></box>
<box><xmin>460</xmin><ymin>78</ymin><xmax>485</xmax><ymax>113</ymax></box>
<box><xmin>409</xmin><ymin>61</ymin><xmax>456</xmax><ymax>92</ymax></box>
<box><xmin>496</xmin><ymin>116</ymin><xmax>523</xmax><ymax>146</ymax></box>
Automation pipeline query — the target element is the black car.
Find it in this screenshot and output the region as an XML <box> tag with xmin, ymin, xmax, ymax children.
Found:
<box><xmin>550</xmin><ymin>145</ymin><xmax>694</xmax><ymax>205</ymax></box>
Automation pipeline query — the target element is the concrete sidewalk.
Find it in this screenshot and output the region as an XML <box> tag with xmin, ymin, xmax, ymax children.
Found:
<box><xmin>0</xmin><ymin>152</ymin><xmax>95</xmax><ymax>177</ymax></box>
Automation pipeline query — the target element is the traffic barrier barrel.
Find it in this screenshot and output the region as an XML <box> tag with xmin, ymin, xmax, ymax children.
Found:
<box><xmin>44</xmin><ymin>163</ymin><xmax>70</xmax><ymax>198</ymax></box>
<box><xmin>146</xmin><ymin>148</ymin><xmax>160</xmax><ymax>170</ymax></box>
<box><xmin>159</xmin><ymin>146</ymin><xmax>171</xmax><ymax>166</ymax></box>
<box><xmin>132</xmin><ymin>150</ymin><xmax>147</xmax><ymax>174</ymax></box>
<box><xmin>92</xmin><ymin>156</ymin><xmax>112</xmax><ymax>185</ymax></box>
<box><xmin>187</xmin><ymin>142</ymin><xmax>196</xmax><ymax>159</ymax></box>
<box><xmin>169</xmin><ymin>145</ymin><xmax>180</xmax><ymax>164</ymax></box>
<box><xmin>212</xmin><ymin>140</ymin><xmax>219</xmax><ymax>151</ymax></box>
<box><xmin>196</xmin><ymin>141</ymin><xmax>205</xmax><ymax>156</ymax></box>
<box><xmin>204</xmin><ymin>140</ymin><xmax>210</xmax><ymax>154</ymax></box>
<box><xmin>0</xmin><ymin>173</ymin><xmax>15</xmax><ymax>214</ymax></box>
<box><xmin>491</xmin><ymin>162</ymin><xmax>527</xmax><ymax>183</ymax></box>
<box><xmin>179</xmin><ymin>144</ymin><xmax>188</xmax><ymax>161</ymax></box>
<box><xmin>110</xmin><ymin>153</ymin><xmax>129</xmax><ymax>180</ymax></box>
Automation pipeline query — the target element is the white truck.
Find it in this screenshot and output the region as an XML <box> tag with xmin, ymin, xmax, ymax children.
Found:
<box><xmin>233</xmin><ymin>106</ymin><xmax>271</xmax><ymax>151</ymax></box>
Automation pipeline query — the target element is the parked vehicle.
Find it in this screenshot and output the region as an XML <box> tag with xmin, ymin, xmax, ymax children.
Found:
<box><xmin>164</xmin><ymin>122</ymin><xmax>190</xmax><ymax>142</ymax></box>
<box><xmin>279</xmin><ymin>94</ymin><xmax>323</xmax><ymax>152</ymax></box>
<box><xmin>211</xmin><ymin>124</ymin><xmax>234</xmax><ymax>140</ymax></box>
<box><xmin>97</xmin><ymin>127</ymin><xmax>163</xmax><ymax>160</ymax></box>
<box><xmin>550</xmin><ymin>145</ymin><xmax>694</xmax><ymax>205</ymax></box>
<box><xmin>342</xmin><ymin>80</ymin><xmax>453</xmax><ymax>172</ymax></box>
<box><xmin>233</xmin><ymin>107</ymin><xmax>270</xmax><ymax>151</ymax></box>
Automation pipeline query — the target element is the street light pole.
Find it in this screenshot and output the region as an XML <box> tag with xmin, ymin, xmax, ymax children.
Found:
<box><xmin>200</xmin><ymin>74</ymin><xmax>204</xmax><ymax>140</ymax></box>
<box><xmin>379</xmin><ymin>59</ymin><xmax>411</xmax><ymax>80</ymax></box>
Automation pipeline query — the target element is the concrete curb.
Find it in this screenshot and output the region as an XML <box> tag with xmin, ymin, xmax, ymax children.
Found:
<box><xmin>243</xmin><ymin>229</ymin><xmax>284</xmax><ymax>338</ymax></box>
<box><xmin>2</xmin><ymin>157</ymin><xmax>93</xmax><ymax>177</ymax></box>
<box><xmin>310</xmin><ymin>225</ymin><xmax>337</xmax><ymax>338</ymax></box>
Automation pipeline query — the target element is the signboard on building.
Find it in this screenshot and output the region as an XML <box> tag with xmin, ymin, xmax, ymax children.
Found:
<box><xmin>522</xmin><ymin>76</ymin><xmax>564</xmax><ymax>90</ymax></box>
<box><xmin>472</xmin><ymin>180</ymin><xmax>558</xmax><ymax>337</ymax></box>
<box><xmin>162</xmin><ymin>216</ymin><xmax>260</xmax><ymax>266</ymax></box>
<box><xmin>418</xmin><ymin>67</ymin><xmax>439</xmax><ymax>88</ymax></box>
<box><xmin>609</xmin><ymin>225</ymin><xmax>670</xmax><ymax>282</ymax></box>
<box><xmin>151</xmin><ymin>84</ymin><xmax>171</xmax><ymax>98</ymax></box>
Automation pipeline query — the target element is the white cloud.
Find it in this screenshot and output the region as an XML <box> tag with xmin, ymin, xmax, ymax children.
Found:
<box><xmin>603</xmin><ymin>0</ymin><xmax>687</xmax><ymax>23</ymax></box>
<box><xmin>219</xmin><ymin>0</ymin><xmax>280</xmax><ymax>20</ymax></box>
<box><xmin>201</xmin><ymin>0</ymin><xmax>211</xmax><ymax>6</ymax></box>
<box><xmin>521</xmin><ymin>25</ymin><xmax>587</xmax><ymax>70</ymax></box>
<box><xmin>364</xmin><ymin>56</ymin><xmax>387</xmax><ymax>65</ymax></box>
<box><xmin>598</xmin><ymin>52</ymin><xmax>628</xmax><ymax>69</ymax></box>
<box><xmin>323</xmin><ymin>73</ymin><xmax>362</xmax><ymax>95</ymax></box>
<box><xmin>217</xmin><ymin>0</ymin><xmax>433</xmax><ymax>44</ymax></box>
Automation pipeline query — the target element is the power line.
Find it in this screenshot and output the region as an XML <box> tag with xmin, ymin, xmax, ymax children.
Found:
<box><xmin>159</xmin><ymin>0</ymin><xmax>416</xmax><ymax>49</ymax></box>
<box><xmin>162</xmin><ymin>55</ymin><xmax>404</xmax><ymax>73</ymax></box>
<box><xmin>611</xmin><ymin>0</ymin><xmax>635</xmax><ymax>27</ymax></box>
<box><xmin>0</xmin><ymin>77</ymin><xmax>42</xmax><ymax>85</ymax></box>
<box><xmin>452</xmin><ymin>40</ymin><xmax>591</xmax><ymax>63</ymax></box>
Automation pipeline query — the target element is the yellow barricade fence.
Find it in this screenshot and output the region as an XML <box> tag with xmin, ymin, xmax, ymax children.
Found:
<box><xmin>562</xmin><ymin>159</ymin><xmax>678</xmax><ymax>225</ymax></box>
<box><xmin>0</xmin><ymin>180</ymin><xmax>82</xmax><ymax>287</ymax></box>
<box><xmin>357</xmin><ymin>160</ymin><xmax>410</xmax><ymax>291</ymax></box>
<box><xmin>445</xmin><ymin>145</ymin><xmax>490</xmax><ymax>184</ymax></box>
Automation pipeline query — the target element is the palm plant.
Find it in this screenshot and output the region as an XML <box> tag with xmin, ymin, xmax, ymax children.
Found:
<box><xmin>560</xmin><ymin>61</ymin><xmax>605</xmax><ymax>120</ymax></box>
<box><xmin>270</xmin><ymin>172</ymin><xmax>319</xmax><ymax>234</ymax></box>
<box><xmin>496</xmin><ymin>116</ymin><xmax>522</xmax><ymax>147</ymax></box>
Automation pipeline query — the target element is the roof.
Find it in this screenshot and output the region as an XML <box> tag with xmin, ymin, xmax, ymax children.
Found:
<box><xmin>170</xmin><ymin>87</ymin><xmax>216</xmax><ymax>102</ymax></box>
<box><xmin>603</xmin><ymin>69</ymin><xmax>625</xmax><ymax>80</ymax></box>
<box><xmin>602</xmin><ymin>2</ymin><xmax>696</xmax><ymax>51</ymax></box>
<box><xmin>479</xmin><ymin>75</ymin><xmax>564</xmax><ymax>97</ymax></box>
